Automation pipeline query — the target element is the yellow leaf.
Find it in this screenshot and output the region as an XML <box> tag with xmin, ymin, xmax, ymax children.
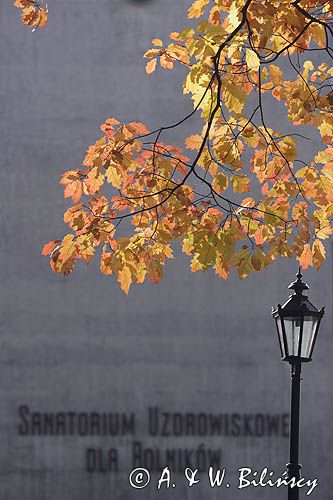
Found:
<box><xmin>59</xmin><ymin>234</ymin><xmax>76</xmax><ymax>263</ymax></box>
<box><xmin>85</xmin><ymin>167</ymin><xmax>104</xmax><ymax>194</ymax></box>
<box><xmin>105</xmin><ymin>165</ymin><xmax>122</xmax><ymax>189</ymax></box>
<box><xmin>212</xmin><ymin>172</ymin><xmax>228</xmax><ymax>193</ymax></box>
<box><xmin>152</xmin><ymin>38</ymin><xmax>163</xmax><ymax>47</ymax></box>
<box><xmin>269</xmin><ymin>65</ymin><xmax>283</xmax><ymax>85</ymax></box>
<box><xmin>167</xmin><ymin>45</ymin><xmax>190</xmax><ymax>65</ymax></box>
<box><xmin>280</xmin><ymin>137</ymin><xmax>298</xmax><ymax>161</ymax></box>
<box><xmin>118</xmin><ymin>266</ymin><xmax>132</xmax><ymax>295</ymax></box>
<box><xmin>231</xmin><ymin>174</ymin><xmax>250</xmax><ymax>193</ymax></box>
<box><xmin>310</xmin><ymin>24</ymin><xmax>326</xmax><ymax>48</ymax></box>
<box><xmin>246</xmin><ymin>49</ymin><xmax>260</xmax><ymax>71</ymax></box>
<box><xmin>318</xmin><ymin>115</ymin><xmax>333</xmax><ymax>140</ymax></box>
<box><xmin>315</xmin><ymin>146</ymin><xmax>333</xmax><ymax>164</ymax></box>
<box><xmin>228</xmin><ymin>4</ymin><xmax>241</xmax><ymax>28</ymax></box>
<box><xmin>76</xmin><ymin>235</ymin><xmax>95</xmax><ymax>264</ymax></box>
<box><xmin>188</xmin><ymin>0</ymin><xmax>210</xmax><ymax>19</ymax></box>
<box><xmin>222</xmin><ymin>81</ymin><xmax>247</xmax><ymax>113</ymax></box>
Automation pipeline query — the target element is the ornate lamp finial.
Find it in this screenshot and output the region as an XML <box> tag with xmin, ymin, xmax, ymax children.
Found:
<box><xmin>288</xmin><ymin>267</ymin><xmax>309</xmax><ymax>295</ymax></box>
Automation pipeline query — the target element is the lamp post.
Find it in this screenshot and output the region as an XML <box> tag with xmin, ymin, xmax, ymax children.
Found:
<box><xmin>272</xmin><ymin>268</ymin><xmax>324</xmax><ymax>500</ymax></box>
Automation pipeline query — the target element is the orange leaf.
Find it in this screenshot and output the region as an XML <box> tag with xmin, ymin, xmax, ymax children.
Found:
<box><xmin>126</xmin><ymin>122</ymin><xmax>150</xmax><ymax>135</ymax></box>
<box><xmin>64</xmin><ymin>180</ymin><xmax>83</xmax><ymax>203</ymax></box>
<box><xmin>298</xmin><ymin>244</ymin><xmax>313</xmax><ymax>270</ymax></box>
<box><xmin>160</xmin><ymin>54</ymin><xmax>173</xmax><ymax>70</ymax></box>
<box><xmin>313</xmin><ymin>240</ymin><xmax>326</xmax><ymax>270</ymax></box>
<box><xmin>254</xmin><ymin>227</ymin><xmax>265</xmax><ymax>245</ymax></box>
<box><xmin>144</xmin><ymin>49</ymin><xmax>161</xmax><ymax>59</ymax></box>
<box><xmin>146</xmin><ymin>59</ymin><xmax>157</xmax><ymax>74</ymax></box>
<box><xmin>185</xmin><ymin>134</ymin><xmax>203</xmax><ymax>151</ymax></box>
<box><xmin>42</xmin><ymin>240</ymin><xmax>61</xmax><ymax>256</ymax></box>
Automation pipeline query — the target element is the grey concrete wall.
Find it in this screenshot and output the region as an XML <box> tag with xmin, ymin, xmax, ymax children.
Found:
<box><xmin>0</xmin><ymin>1</ymin><xmax>332</xmax><ymax>499</ymax></box>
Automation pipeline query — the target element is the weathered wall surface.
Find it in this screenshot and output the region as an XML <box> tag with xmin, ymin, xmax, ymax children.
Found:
<box><xmin>0</xmin><ymin>1</ymin><xmax>332</xmax><ymax>499</ymax></box>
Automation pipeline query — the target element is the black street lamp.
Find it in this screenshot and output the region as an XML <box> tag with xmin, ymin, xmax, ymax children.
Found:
<box><xmin>272</xmin><ymin>268</ymin><xmax>324</xmax><ymax>500</ymax></box>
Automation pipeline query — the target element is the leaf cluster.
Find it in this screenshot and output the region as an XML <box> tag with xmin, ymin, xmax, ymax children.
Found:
<box><xmin>14</xmin><ymin>0</ymin><xmax>48</xmax><ymax>31</ymax></box>
<box><xmin>39</xmin><ymin>0</ymin><xmax>333</xmax><ymax>292</ymax></box>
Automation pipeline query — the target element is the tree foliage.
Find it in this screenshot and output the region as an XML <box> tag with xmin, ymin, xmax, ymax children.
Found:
<box><xmin>39</xmin><ymin>0</ymin><xmax>332</xmax><ymax>293</ymax></box>
<box><xmin>14</xmin><ymin>0</ymin><xmax>48</xmax><ymax>30</ymax></box>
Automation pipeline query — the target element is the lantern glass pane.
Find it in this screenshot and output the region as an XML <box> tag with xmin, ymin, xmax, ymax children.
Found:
<box><xmin>275</xmin><ymin>316</ymin><xmax>285</xmax><ymax>357</ymax></box>
<box><xmin>284</xmin><ymin>317</ymin><xmax>302</xmax><ymax>357</ymax></box>
<box><xmin>301</xmin><ymin>316</ymin><xmax>319</xmax><ymax>359</ymax></box>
